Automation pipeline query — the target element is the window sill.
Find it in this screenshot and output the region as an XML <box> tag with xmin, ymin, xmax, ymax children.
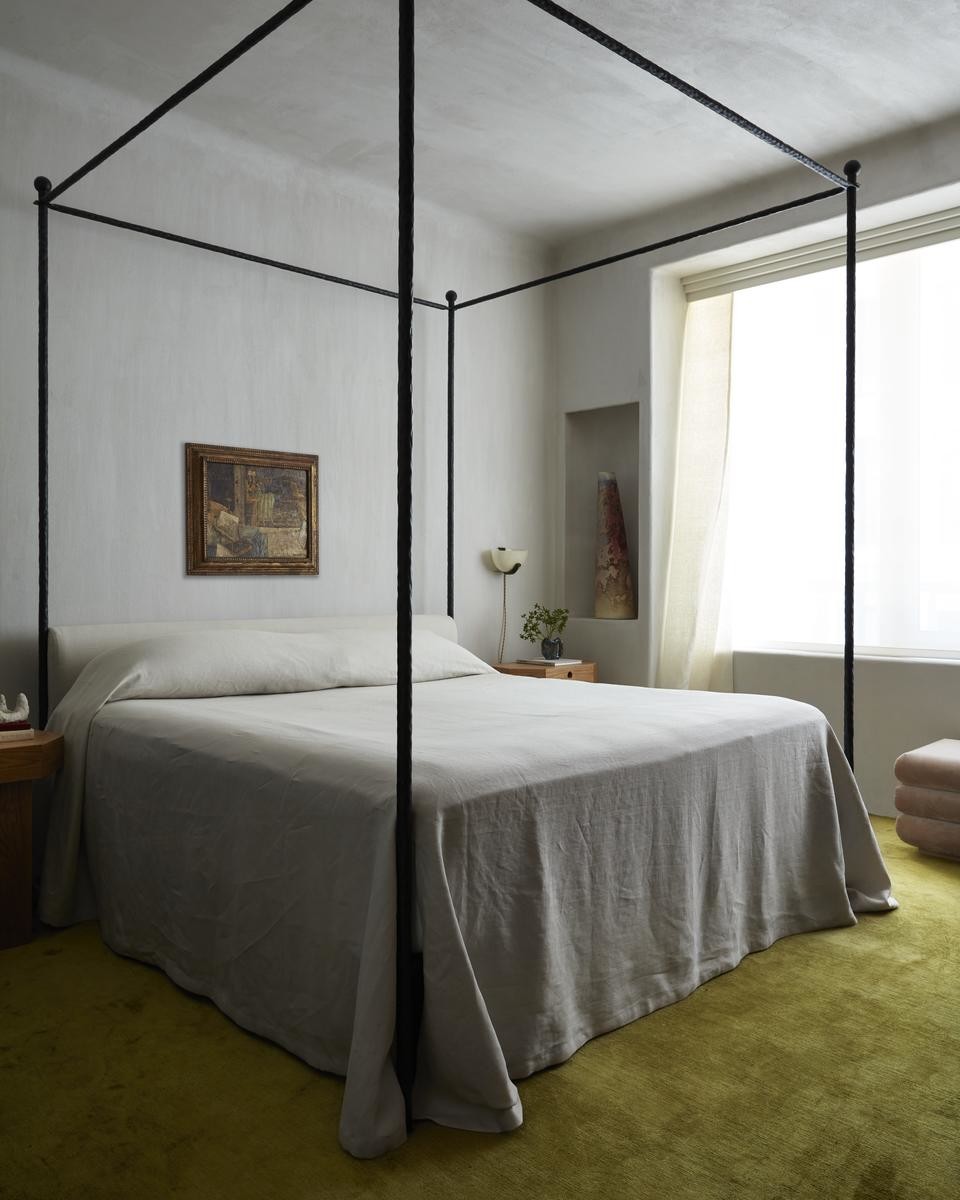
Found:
<box><xmin>733</xmin><ymin>645</ymin><xmax>960</xmax><ymax>666</ymax></box>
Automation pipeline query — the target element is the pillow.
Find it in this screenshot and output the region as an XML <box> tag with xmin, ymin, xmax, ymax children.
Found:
<box><xmin>60</xmin><ymin>627</ymin><xmax>494</xmax><ymax>709</ymax></box>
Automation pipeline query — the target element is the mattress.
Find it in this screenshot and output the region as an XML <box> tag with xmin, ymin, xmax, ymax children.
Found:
<box><xmin>40</xmin><ymin>628</ymin><xmax>896</xmax><ymax>1157</ymax></box>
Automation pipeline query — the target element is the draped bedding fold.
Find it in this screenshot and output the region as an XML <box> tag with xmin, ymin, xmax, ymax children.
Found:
<box><xmin>40</xmin><ymin>630</ymin><xmax>895</xmax><ymax>1158</ymax></box>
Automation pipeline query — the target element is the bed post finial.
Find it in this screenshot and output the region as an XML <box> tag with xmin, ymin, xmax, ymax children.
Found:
<box><xmin>843</xmin><ymin>159</ymin><xmax>861</xmax><ymax>179</ymax></box>
<box><xmin>445</xmin><ymin>290</ymin><xmax>457</xmax><ymax>305</ymax></box>
<box><xmin>34</xmin><ymin>177</ymin><xmax>52</xmax><ymax>197</ymax></box>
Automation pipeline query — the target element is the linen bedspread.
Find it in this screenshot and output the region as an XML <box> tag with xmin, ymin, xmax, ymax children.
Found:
<box><xmin>39</xmin><ymin>631</ymin><xmax>896</xmax><ymax>1158</ymax></box>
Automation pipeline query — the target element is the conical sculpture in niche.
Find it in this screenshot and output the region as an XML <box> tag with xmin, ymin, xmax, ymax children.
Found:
<box><xmin>594</xmin><ymin>471</ymin><xmax>635</xmax><ymax>619</ymax></box>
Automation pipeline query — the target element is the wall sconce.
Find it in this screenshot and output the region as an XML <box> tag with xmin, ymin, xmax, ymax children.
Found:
<box><xmin>489</xmin><ymin>547</ymin><xmax>527</xmax><ymax>663</ymax></box>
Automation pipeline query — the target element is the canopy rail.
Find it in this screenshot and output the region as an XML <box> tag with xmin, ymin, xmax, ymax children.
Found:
<box><xmin>524</xmin><ymin>0</ymin><xmax>852</xmax><ymax>191</ymax></box>
<box><xmin>455</xmin><ymin>185</ymin><xmax>845</xmax><ymax>310</ymax></box>
<box><xmin>40</xmin><ymin>201</ymin><xmax>447</xmax><ymax>310</ymax></box>
<box><xmin>44</xmin><ymin>0</ymin><xmax>318</xmax><ymax>203</ymax></box>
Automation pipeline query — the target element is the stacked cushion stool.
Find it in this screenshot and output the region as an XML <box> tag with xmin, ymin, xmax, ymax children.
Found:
<box><xmin>894</xmin><ymin>739</ymin><xmax>960</xmax><ymax>861</ymax></box>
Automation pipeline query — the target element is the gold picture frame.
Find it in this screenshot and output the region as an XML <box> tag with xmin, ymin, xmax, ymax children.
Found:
<box><xmin>185</xmin><ymin>442</ymin><xmax>318</xmax><ymax>575</ymax></box>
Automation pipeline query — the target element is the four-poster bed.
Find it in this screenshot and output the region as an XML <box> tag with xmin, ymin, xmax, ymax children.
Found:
<box><xmin>33</xmin><ymin>0</ymin><xmax>877</xmax><ymax>1157</ymax></box>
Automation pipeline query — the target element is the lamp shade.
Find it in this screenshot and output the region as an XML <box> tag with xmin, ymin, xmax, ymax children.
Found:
<box><xmin>490</xmin><ymin>547</ymin><xmax>528</xmax><ymax>575</ymax></box>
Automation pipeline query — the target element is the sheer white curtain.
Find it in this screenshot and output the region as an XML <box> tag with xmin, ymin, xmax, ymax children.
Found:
<box><xmin>656</xmin><ymin>294</ymin><xmax>734</xmax><ymax>691</ymax></box>
<box><xmin>727</xmin><ymin>241</ymin><xmax>960</xmax><ymax>656</ymax></box>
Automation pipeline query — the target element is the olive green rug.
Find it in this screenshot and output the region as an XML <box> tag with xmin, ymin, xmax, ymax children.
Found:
<box><xmin>1</xmin><ymin>818</ymin><xmax>957</xmax><ymax>1200</ymax></box>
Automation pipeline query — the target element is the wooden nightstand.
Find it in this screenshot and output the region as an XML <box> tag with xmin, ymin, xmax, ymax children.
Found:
<box><xmin>0</xmin><ymin>732</ymin><xmax>64</xmax><ymax>949</ymax></box>
<box><xmin>495</xmin><ymin>661</ymin><xmax>598</xmax><ymax>682</ymax></box>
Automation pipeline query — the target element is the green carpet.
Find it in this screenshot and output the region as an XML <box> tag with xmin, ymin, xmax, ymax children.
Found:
<box><xmin>1</xmin><ymin>818</ymin><xmax>957</xmax><ymax>1200</ymax></box>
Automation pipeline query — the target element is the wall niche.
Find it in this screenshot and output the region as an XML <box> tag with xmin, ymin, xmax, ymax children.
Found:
<box><xmin>563</xmin><ymin>402</ymin><xmax>639</xmax><ymax>620</ymax></box>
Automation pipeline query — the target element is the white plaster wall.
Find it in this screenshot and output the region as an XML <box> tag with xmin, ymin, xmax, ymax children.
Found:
<box><xmin>0</xmin><ymin>50</ymin><xmax>556</xmax><ymax>707</ymax></box>
<box><xmin>734</xmin><ymin>652</ymin><xmax>960</xmax><ymax>819</ymax></box>
<box><xmin>553</xmin><ymin>116</ymin><xmax>960</xmax><ymax>814</ymax></box>
<box><xmin>556</xmin><ymin>258</ymin><xmax>650</xmax><ymax>685</ymax></box>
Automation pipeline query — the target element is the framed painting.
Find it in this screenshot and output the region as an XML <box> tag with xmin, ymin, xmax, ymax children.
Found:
<box><xmin>185</xmin><ymin>443</ymin><xmax>319</xmax><ymax>575</ymax></box>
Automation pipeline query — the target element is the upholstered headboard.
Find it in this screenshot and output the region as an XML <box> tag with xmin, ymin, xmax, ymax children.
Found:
<box><xmin>47</xmin><ymin>614</ymin><xmax>459</xmax><ymax>711</ymax></box>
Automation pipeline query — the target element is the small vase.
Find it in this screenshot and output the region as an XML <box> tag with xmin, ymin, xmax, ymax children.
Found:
<box><xmin>541</xmin><ymin>637</ymin><xmax>563</xmax><ymax>660</ymax></box>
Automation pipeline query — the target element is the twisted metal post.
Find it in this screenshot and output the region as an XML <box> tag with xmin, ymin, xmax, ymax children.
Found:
<box><xmin>395</xmin><ymin>0</ymin><xmax>417</xmax><ymax>1133</ymax></box>
<box><xmin>843</xmin><ymin>160</ymin><xmax>860</xmax><ymax>768</ymax></box>
<box><xmin>35</xmin><ymin>176</ymin><xmax>51</xmax><ymax>727</ymax></box>
<box><xmin>446</xmin><ymin>290</ymin><xmax>457</xmax><ymax>619</ymax></box>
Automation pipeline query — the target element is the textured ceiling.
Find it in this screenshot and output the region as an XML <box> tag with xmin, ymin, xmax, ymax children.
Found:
<box><xmin>4</xmin><ymin>0</ymin><xmax>960</xmax><ymax>238</ymax></box>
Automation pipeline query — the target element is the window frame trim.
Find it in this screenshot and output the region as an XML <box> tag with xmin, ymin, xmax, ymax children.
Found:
<box><xmin>683</xmin><ymin>205</ymin><xmax>960</xmax><ymax>300</ymax></box>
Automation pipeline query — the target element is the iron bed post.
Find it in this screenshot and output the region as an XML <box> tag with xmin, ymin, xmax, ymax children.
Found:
<box><xmin>35</xmin><ymin>176</ymin><xmax>51</xmax><ymax>729</ymax></box>
<box><xmin>843</xmin><ymin>160</ymin><xmax>860</xmax><ymax>769</ymax></box>
<box><xmin>396</xmin><ymin>0</ymin><xmax>417</xmax><ymax>1133</ymax></box>
<box><xmin>446</xmin><ymin>291</ymin><xmax>458</xmax><ymax>620</ymax></box>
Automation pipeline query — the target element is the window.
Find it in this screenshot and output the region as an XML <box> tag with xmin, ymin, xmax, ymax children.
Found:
<box><xmin>726</xmin><ymin>237</ymin><xmax>960</xmax><ymax>656</ymax></box>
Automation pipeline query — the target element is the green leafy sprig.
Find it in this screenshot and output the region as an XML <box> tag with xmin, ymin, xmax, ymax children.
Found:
<box><xmin>520</xmin><ymin>603</ymin><xmax>569</xmax><ymax>644</ymax></box>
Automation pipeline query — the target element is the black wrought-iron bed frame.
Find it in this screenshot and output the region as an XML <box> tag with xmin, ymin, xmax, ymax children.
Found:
<box><xmin>32</xmin><ymin>0</ymin><xmax>860</xmax><ymax>1134</ymax></box>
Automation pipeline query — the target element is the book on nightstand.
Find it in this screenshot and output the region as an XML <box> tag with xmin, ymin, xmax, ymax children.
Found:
<box><xmin>0</xmin><ymin>722</ymin><xmax>35</xmax><ymax>741</ymax></box>
<box><xmin>517</xmin><ymin>657</ymin><xmax>582</xmax><ymax>666</ymax></box>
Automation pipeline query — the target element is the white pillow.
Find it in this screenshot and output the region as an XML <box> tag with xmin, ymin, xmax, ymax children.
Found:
<box><xmin>60</xmin><ymin>627</ymin><xmax>493</xmax><ymax>708</ymax></box>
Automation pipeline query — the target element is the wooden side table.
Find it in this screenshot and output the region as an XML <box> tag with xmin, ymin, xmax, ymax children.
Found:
<box><xmin>495</xmin><ymin>661</ymin><xmax>598</xmax><ymax>683</ymax></box>
<box><xmin>0</xmin><ymin>732</ymin><xmax>64</xmax><ymax>949</ymax></box>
